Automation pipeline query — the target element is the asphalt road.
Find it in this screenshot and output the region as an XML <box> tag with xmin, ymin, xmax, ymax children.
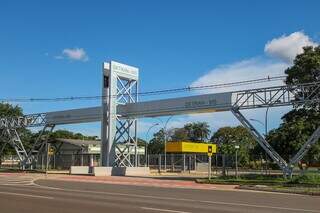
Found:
<box><xmin>0</xmin><ymin>177</ymin><xmax>319</xmax><ymax>213</ymax></box>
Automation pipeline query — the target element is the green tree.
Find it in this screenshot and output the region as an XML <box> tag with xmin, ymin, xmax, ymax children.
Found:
<box><xmin>50</xmin><ymin>130</ymin><xmax>98</xmax><ymax>141</ymax></box>
<box><xmin>267</xmin><ymin>109</ymin><xmax>320</xmax><ymax>165</ymax></box>
<box><xmin>0</xmin><ymin>103</ymin><xmax>23</xmax><ymax>117</ymax></box>
<box><xmin>183</xmin><ymin>122</ymin><xmax>211</xmax><ymax>142</ymax></box>
<box><xmin>0</xmin><ymin>103</ymin><xmax>31</xmax><ymax>155</ymax></box>
<box><xmin>285</xmin><ymin>46</ymin><xmax>320</xmax><ymax>85</ymax></box>
<box><xmin>285</xmin><ymin>46</ymin><xmax>320</xmax><ymax>110</ymax></box>
<box><xmin>137</xmin><ymin>138</ymin><xmax>147</xmax><ymax>146</ymax></box>
<box><xmin>267</xmin><ymin>45</ymin><xmax>320</xmax><ymax>166</ymax></box>
<box><xmin>147</xmin><ymin>129</ymin><xmax>165</xmax><ymax>154</ymax></box>
<box><xmin>211</xmin><ymin>126</ymin><xmax>256</xmax><ymax>166</ymax></box>
<box><xmin>170</xmin><ymin>127</ymin><xmax>188</xmax><ymax>142</ymax></box>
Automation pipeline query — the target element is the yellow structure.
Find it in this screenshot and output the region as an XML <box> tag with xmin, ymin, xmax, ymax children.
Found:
<box><xmin>166</xmin><ymin>141</ymin><xmax>217</xmax><ymax>154</ymax></box>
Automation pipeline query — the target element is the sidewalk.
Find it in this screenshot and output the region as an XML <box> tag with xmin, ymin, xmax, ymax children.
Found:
<box><xmin>45</xmin><ymin>174</ymin><xmax>238</xmax><ymax>191</ymax></box>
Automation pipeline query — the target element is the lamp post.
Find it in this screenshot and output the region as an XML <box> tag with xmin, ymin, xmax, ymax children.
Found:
<box><xmin>265</xmin><ymin>106</ymin><xmax>270</xmax><ymax>137</ymax></box>
<box><xmin>154</xmin><ymin>115</ymin><xmax>174</xmax><ymax>171</ymax></box>
<box><xmin>249</xmin><ymin>105</ymin><xmax>271</xmax><ymax>137</ymax></box>
<box><xmin>145</xmin><ymin>123</ymin><xmax>159</xmax><ymax>167</ymax></box>
<box><xmin>249</xmin><ymin>107</ymin><xmax>271</xmax><ymax>175</ymax></box>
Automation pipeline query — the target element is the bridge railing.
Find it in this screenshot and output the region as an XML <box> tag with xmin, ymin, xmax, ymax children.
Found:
<box><xmin>232</xmin><ymin>82</ymin><xmax>320</xmax><ymax>109</ymax></box>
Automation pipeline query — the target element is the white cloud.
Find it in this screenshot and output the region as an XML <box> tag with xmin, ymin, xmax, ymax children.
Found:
<box><xmin>264</xmin><ymin>31</ymin><xmax>317</xmax><ymax>63</ymax></box>
<box><xmin>183</xmin><ymin>31</ymin><xmax>317</xmax><ymax>135</ymax></box>
<box><xmin>191</xmin><ymin>58</ymin><xmax>288</xmax><ymax>93</ymax></box>
<box><xmin>55</xmin><ymin>47</ymin><xmax>89</xmax><ymax>62</ymax></box>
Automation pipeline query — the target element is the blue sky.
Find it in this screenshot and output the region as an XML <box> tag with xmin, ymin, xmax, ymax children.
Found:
<box><xmin>0</xmin><ymin>0</ymin><xmax>319</xmax><ymax>138</ymax></box>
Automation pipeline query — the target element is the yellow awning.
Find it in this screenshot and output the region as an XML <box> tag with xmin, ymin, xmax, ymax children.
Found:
<box><xmin>166</xmin><ymin>141</ymin><xmax>217</xmax><ymax>153</ymax></box>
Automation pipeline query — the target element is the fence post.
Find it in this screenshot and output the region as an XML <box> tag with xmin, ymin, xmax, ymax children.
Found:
<box><xmin>71</xmin><ymin>154</ymin><xmax>74</xmax><ymax>166</ymax></box>
<box><xmin>41</xmin><ymin>154</ymin><xmax>44</xmax><ymax>170</ymax></box>
<box><xmin>171</xmin><ymin>153</ymin><xmax>174</xmax><ymax>172</ymax></box>
<box><xmin>215</xmin><ymin>154</ymin><xmax>218</xmax><ymax>174</ymax></box>
<box><xmin>90</xmin><ymin>154</ymin><xmax>94</xmax><ymax>167</ymax></box>
<box><xmin>158</xmin><ymin>154</ymin><xmax>161</xmax><ymax>173</ymax></box>
<box><xmin>183</xmin><ymin>154</ymin><xmax>186</xmax><ymax>172</ymax></box>
<box><xmin>188</xmin><ymin>155</ymin><xmax>191</xmax><ymax>173</ymax></box>
<box><xmin>208</xmin><ymin>155</ymin><xmax>212</xmax><ymax>180</ymax></box>
<box><xmin>222</xmin><ymin>154</ymin><xmax>226</xmax><ymax>176</ymax></box>
<box><xmin>53</xmin><ymin>154</ymin><xmax>56</xmax><ymax>170</ymax></box>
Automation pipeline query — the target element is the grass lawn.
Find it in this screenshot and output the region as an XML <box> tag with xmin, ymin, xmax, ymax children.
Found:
<box><xmin>196</xmin><ymin>173</ymin><xmax>320</xmax><ymax>195</ymax></box>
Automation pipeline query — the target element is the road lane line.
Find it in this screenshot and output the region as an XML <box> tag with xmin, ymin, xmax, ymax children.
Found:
<box><xmin>31</xmin><ymin>183</ymin><xmax>320</xmax><ymax>213</ymax></box>
<box><xmin>141</xmin><ymin>207</ymin><xmax>191</xmax><ymax>213</ymax></box>
<box><xmin>201</xmin><ymin>200</ymin><xmax>320</xmax><ymax>212</ymax></box>
<box><xmin>0</xmin><ymin>191</ymin><xmax>54</xmax><ymax>200</ymax></box>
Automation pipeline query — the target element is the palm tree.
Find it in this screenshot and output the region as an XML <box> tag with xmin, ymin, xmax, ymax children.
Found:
<box><xmin>184</xmin><ymin>122</ymin><xmax>211</xmax><ymax>142</ymax></box>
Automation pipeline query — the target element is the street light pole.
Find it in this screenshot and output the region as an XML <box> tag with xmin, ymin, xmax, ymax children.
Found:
<box><xmin>154</xmin><ymin>115</ymin><xmax>174</xmax><ymax>171</ymax></box>
<box><xmin>164</xmin><ymin>116</ymin><xmax>174</xmax><ymax>171</ymax></box>
<box><xmin>145</xmin><ymin>123</ymin><xmax>159</xmax><ymax>167</ymax></box>
<box><xmin>250</xmin><ymin>106</ymin><xmax>271</xmax><ymax>175</ymax></box>
<box><xmin>265</xmin><ymin>106</ymin><xmax>270</xmax><ymax>136</ymax></box>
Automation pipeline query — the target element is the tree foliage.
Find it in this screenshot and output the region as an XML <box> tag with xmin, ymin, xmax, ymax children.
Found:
<box><xmin>210</xmin><ymin>126</ymin><xmax>256</xmax><ymax>166</ymax></box>
<box><xmin>268</xmin><ymin>45</ymin><xmax>320</xmax><ymax>166</ymax></box>
<box><xmin>170</xmin><ymin>122</ymin><xmax>211</xmax><ymax>142</ymax></box>
<box><xmin>147</xmin><ymin>122</ymin><xmax>211</xmax><ymax>154</ymax></box>
<box><xmin>0</xmin><ymin>103</ymin><xmax>28</xmax><ymax>154</ymax></box>
<box><xmin>267</xmin><ymin>109</ymin><xmax>320</xmax><ymax>164</ymax></box>
<box><xmin>285</xmin><ymin>46</ymin><xmax>320</xmax><ymax>85</ymax></box>
<box><xmin>0</xmin><ymin>103</ymin><xmax>23</xmax><ymax>117</ymax></box>
<box><xmin>49</xmin><ymin>130</ymin><xmax>98</xmax><ymax>141</ymax></box>
<box><xmin>147</xmin><ymin>129</ymin><xmax>165</xmax><ymax>154</ymax></box>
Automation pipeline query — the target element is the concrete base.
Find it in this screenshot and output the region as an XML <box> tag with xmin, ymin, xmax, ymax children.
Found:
<box><xmin>93</xmin><ymin>167</ymin><xmax>112</xmax><ymax>176</ymax></box>
<box><xmin>93</xmin><ymin>166</ymin><xmax>150</xmax><ymax>177</ymax></box>
<box><xmin>124</xmin><ymin>167</ymin><xmax>150</xmax><ymax>176</ymax></box>
<box><xmin>70</xmin><ymin>166</ymin><xmax>90</xmax><ymax>175</ymax></box>
<box><xmin>196</xmin><ymin>163</ymin><xmax>209</xmax><ymax>172</ymax></box>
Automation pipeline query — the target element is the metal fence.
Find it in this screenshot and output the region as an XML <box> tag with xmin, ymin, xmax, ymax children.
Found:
<box><xmin>147</xmin><ymin>153</ymin><xmax>274</xmax><ymax>174</ymax></box>
<box><xmin>1</xmin><ymin>153</ymin><xmax>319</xmax><ymax>175</ymax></box>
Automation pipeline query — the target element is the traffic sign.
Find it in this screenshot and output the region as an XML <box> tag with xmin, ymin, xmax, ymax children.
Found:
<box><xmin>208</xmin><ymin>145</ymin><xmax>213</xmax><ymax>156</ymax></box>
<box><xmin>48</xmin><ymin>147</ymin><xmax>55</xmax><ymax>156</ymax></box>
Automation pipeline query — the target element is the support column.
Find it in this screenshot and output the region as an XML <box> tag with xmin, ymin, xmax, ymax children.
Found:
<box><xmin>101</xmin><ymin>61</ymin><xmax>139</xmax><ymax>167</ymax></box>
<box><xmin>231</xmin><ymin>107</ymin><xmax>290</xmax><ymax>176</ymax></box>
<box><xmin>289</xmin><ymin>126</ymin><xmax>320</xmax><ymax>171</ymax></box>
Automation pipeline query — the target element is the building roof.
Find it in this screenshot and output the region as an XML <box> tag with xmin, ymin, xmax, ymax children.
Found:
<box><xmin>55</xmin><ymin>138</ymin><xmax>100</xmax><ymax>147</ymax></box>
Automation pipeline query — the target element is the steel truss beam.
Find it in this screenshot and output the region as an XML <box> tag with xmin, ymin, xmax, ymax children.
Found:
<box><xmin>1</xmin><ymin>82</ymin><xmax>319</xmax><ymax>129</ymax></box>
<box><xmin>0</xmin><ymin>113</ymin><xmax>46</xmax><ymax>129</ymax></box>
<box><xmin>231</xmin><ymin>107</ymin><xmax>320</xmax><ymax>177</ymax></box>
<box><xmin>289</xmin><ymin>126</ymin><xmax>320</xmax><ymax>169</ymax></box>
<box><xmin>113</xmin><ymin>78</ymin><xmax>138</xmax><ymax>167</ymax></box>
<box><xmin>0</xmin><ymin>81</ymin><xmax>320</xmax><ymax>171</ymax></box>
<box><xmin>233</xmin><ymin>82</ymin><xmax>320</xmax><ymax>109</ymax></box>
<box><xmin>27</xmin><ymin>125</ymin><xmax>55</xmax><ymax>169</ymax></box>
<box><xmin>231</xmin><ymin>107</ymin><xmax>290</xmax><ymax>175</ymax></box>
<box><xmin>0</xmin><ymin>127</ymin><xmax>30</xmax><ymax>169</ymax></box>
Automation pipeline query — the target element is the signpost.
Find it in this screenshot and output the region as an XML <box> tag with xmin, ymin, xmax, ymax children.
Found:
<box><xmin>235</xmin><ymin>145</ymin><xmax>240</xmax><ymax>179</ymax></box>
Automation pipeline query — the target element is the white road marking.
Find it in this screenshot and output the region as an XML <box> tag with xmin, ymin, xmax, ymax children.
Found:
<box><xmin>0</xmin><ymin>175</ymin><xmax>35</xmax><ymax>186</ymax></box>
<box><xmin>33</xmin><ymin>182</ymin><xmax>320</xmax><ymax>213</ymax></box>
<box><xmin>0</xmin><ymin>191</ymin><xmax>54</xmax><ymax>199</ymax></box>
<box><xmin>141</xmin><ymin>207</ymin><xmax>191</xmax><ymax>213</ymax></box>
<box><xmin>201</xmin><ymin>200</ymin><xmax>320</xmax><ymax>212</ymax></box>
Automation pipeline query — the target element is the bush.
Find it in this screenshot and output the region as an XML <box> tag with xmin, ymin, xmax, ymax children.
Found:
<box><xmin>289</xmin><ymin>173</ymin><xmax>320</xmax><ymax>185</ymax></box>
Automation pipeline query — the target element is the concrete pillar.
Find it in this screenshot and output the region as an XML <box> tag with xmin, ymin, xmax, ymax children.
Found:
<box><xmin>90</xmin><ymin>154</ymin><xmax>94</xmax><ymax>167</ymax></box>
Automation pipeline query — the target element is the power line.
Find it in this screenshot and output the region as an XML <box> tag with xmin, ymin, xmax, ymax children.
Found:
<box><xmin>0</xmin><ymin>75</ymin><xmax>286</xmax><ymax>102</ymax></box>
